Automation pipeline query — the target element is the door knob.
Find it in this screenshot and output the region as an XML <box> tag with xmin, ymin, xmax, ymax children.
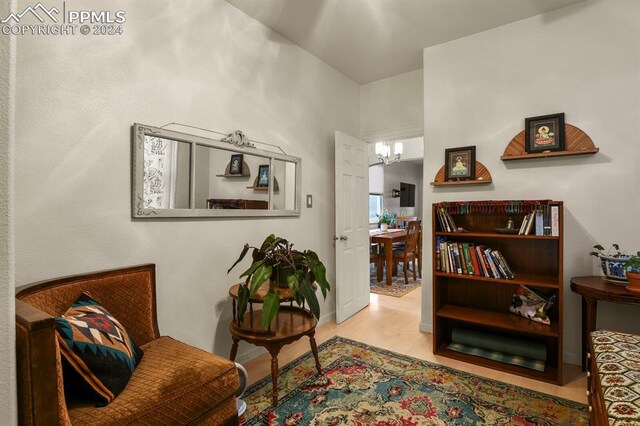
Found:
<box><xmin>339</xmin><ymin>235</ymin><xmax>348</xmax><ymax>241</ymax></box>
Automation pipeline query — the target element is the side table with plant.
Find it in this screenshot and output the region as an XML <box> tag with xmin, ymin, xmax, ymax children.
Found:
<box><xmin>228</xmin><ymin>234</ymin><xmax>331</xmax><ymax>329</ymax></box>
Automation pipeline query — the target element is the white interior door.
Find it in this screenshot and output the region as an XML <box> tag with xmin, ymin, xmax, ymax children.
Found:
<box><xmin>335</xmin><ymin>131</ymin><xmax>369</xmax><ymax>323</ymax></box>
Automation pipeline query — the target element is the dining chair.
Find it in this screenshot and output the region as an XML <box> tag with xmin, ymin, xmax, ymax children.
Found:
<box><xmin>392</xmin><ymin>220</ymin><xmax>421</xmax><ymax>284</ymax></box>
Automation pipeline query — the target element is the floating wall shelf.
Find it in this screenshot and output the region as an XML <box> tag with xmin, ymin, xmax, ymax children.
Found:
<box><xmin>501</xmin><ymin>124</ymin><xmax>599</xmax><ymax>161</ymax></box>
<box><xmin>216</xmin><ymin>160</ymin><xmax>251</xmax><ymax>177</ymax></box>
<box><xmin>247</xmin><ymin>176</ymin><xmax>279</xmax><ymax>191</ymax></box>
<box><xmin>430</xmin><ymin>161</ymin><xmax>492</xmax><ymax>186</ymax></box>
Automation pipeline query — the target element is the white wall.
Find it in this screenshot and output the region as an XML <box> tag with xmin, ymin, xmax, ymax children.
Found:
<box><xmin>360</xmin><ymin>69</ymin><xmax>423</xmax><ymax>141</ymax></box>
<box><xmin>384</xmin><ymin>163</ymin><xmax>422</xmax><ymax>219</ymax></box>
<box><xmin>14</xmin><ymin>0</ymin><xmax>359</xmax><ymax>364</ymax></box>
<box><xmin>0</xmin><ymin>0</ymin><xmax>17</xmax><ymax>423</ymax></box>
<box><xmin>422</xmin><ymin>0</ymin><xmax>640</xmax><ymax>365</ymax></box>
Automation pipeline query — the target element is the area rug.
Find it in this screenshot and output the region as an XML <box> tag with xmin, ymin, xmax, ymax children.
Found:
<box><xmin>241</xmin><ymin>336</ymin><xmax>588</xmax><ymax>425</ymax></box>
<box><xmin>370</xmin><ymin>263</ymin><xmax>421</xmax><ymax>297</ymax></box>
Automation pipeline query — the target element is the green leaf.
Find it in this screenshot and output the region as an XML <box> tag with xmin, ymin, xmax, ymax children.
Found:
<box><xmin>262</xmin><ymin>290</ymin><xmax>280</xmax><ymax>329</ymax></box>
<box><xmin>300</xmin><ymin>277</ymin><xmax>320</xmax><ymax>319</ymax></box>
<box><xmin>250</xmin><ymin>265</ymin><xmax>272</xmax><ymax>296</ymax></box>
<box><xmin>236</xmin><ymin>285</ymin><xmax>249</xmax><ymax>326</ymax></box>
<box><xmin>306</xmin><ymin>253</ymin><xmax>330</xmax><ymax>299</ymax></box>
<box><xmin>240</xmin><ymin>259</ymin><xmax>265</xmax><ymax>278</ymax></box>
<box><xmin>228</xmin><ymin>244</ymin><xmax>250</xmax><ymax>274</ymax></box>
<box><xmin>286</xmin><ymin>270</ymin><xmax>299</xmax><ymax>294</ymax></box>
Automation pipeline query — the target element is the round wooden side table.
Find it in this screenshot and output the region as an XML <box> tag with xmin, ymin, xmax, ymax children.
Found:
<box><xmin>228</xmin><ymin>282</ymin><xmax>322</xmax><ymax>406</ymax></box>
<box><xmin>570</xmin><ymin>276</ymin><xmax>640</xmax><ymax>371</ymax></box>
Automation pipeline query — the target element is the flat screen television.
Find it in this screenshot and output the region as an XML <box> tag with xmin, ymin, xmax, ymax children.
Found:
<box><xmin>400</xmin><ymin>182</ymin><xmax>415</xmax><ymax>207</ymax></box>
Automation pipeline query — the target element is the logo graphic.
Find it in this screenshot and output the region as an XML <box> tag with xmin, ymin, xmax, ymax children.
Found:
<box><xmin>1</xmin><ymin>2</ymin><xmax>59</xmax><ymax>24</ymax></box>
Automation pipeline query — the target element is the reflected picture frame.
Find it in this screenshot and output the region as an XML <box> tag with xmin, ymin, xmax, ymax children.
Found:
<box><xmin>257</xmin><ymin>164</ymin><xmax>270</xmax><ymax>187</ymax></box>
<box><xmin>444</xmin><ymin>145</ymin><xmax>476</xmax><ymax>181</ymax></box>
<box><xmin>229</xmin><ymin>154</ymin><xmax>243</xmax><ymax>175</ymax></box>
<box><xmin>525</xmin><ymin>113</ymin><xmax>565</xmax><ymax>154</ymax></box>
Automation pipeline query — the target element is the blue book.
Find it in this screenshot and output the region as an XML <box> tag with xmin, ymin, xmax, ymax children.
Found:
<box><xmin>535</xmin><ymin>210</ymin><xmax>544</xmax><ymax>236</ymax></box>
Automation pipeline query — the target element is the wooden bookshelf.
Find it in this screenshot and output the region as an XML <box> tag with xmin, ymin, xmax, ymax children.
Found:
<box><xmin>432</xmin><ymin>200</ymin><xmax>563</xmax><ymax>385</ymax></box>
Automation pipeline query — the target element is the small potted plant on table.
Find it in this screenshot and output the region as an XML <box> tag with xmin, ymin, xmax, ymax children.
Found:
<box><xmin>624</xmin><ymin>252</ymin><xmax>640</xmax><ymax>293</ymax></box>
<box><xmin>228</xmin><ymin>234</ymin><xmax>330</xmax><ymax>329</ymax></box>
<box><xmin>377</xmin><ymin>211</ymin><xmax>397</xmax><ymax>232</ymax></box>
<box><xmin>589</xmin><ymin>244</ymin><xmax>631</xmax><ymax>283</ymax></box>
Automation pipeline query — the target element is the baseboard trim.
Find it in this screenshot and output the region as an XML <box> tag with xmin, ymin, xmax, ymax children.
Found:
<box><xmin>419</xmin><ymin>322</ymin><xmax>432</xmax><ymax>333</ymax></box>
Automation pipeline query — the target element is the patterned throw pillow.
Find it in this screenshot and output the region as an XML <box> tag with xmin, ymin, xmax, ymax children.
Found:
<box><xmin>54</xmin><ymin>292</ymin><xmax>144</xmax><ymax>405</ymax></box>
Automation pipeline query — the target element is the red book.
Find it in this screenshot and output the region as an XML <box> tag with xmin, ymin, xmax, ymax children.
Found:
<box><xmin>476</xmin><ymin>245</ymin><xmax>490</xmax><ymax>277</ymax></box>
<box><xmin>469</xmin><ymin>244</ymin><xmax>481</xmax><ymax>276</ymax></box>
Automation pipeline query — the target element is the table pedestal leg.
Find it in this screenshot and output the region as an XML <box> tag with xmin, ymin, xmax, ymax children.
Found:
<box><xmin>309</xmin><ymin>332</ymin><xmax>322</xmax><ymax>374</ymax></box>
<box><xmin>269</xmin><ymin>347</ymin><xmax>280</xmax><ymax>406</ymax></box>
<box><xmin>385</xmin><ymin>243</ymin><xmax>393</xmax><ymax>286</ymax></box>
<box><xmin>582</xmin><ymin>296</ymin><xmax>597</xmax><ymax>371</ymax></box>
<box><xmin>230</xmin><ymin>337</ymin><xmax>239</xmax><ymax>361</ymax></box>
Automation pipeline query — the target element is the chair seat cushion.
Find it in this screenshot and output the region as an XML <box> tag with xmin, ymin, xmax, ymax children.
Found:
<box><xmin>67</xmin><ymin>336</ymin><xmax>238</xmax><ymax>425</ymax></box>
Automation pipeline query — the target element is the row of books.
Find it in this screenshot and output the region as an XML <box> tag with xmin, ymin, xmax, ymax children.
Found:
<box><xmin>435</xmin><ymin>208</ymin><xmax>458</xmax><ymax>232</ymax></box>
<box><xmin>518</xmin><ymin>205</ymin><xmax>559</xmax><ymax>236</ymax></box>
<box><xmin>436</xmin><ymin>238</ymin><xmax>516</xmax><ymax>279</ymax></box>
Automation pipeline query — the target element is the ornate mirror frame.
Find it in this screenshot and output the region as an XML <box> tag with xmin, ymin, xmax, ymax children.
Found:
<box><xmin>132</xmin><ymin>123</ymin><xmax>302</xmax><ymax>218</ymax></box>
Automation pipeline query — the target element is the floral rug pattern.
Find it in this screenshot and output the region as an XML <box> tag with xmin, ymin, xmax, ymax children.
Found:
<box><xmin>242</xmin><ymin>336</ymin><xmax>588</xmax><ymax>425</ymax></box>
<box><xmin>370</xmin><ymin>263</ymin><xmax>421</xmax><ymax>297</ymax></box>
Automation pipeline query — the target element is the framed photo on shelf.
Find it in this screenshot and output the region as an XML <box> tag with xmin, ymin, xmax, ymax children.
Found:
<box><xmin>525</xmin><ymin>113</ymin><xmax>565</xmax><ymax>154</ymax></box>
<box><xmin>257</xmin><ymin>164</ymin><xmax>270</xmax><ymax>187</ymax></box>
<box><xmin>229</xmin><ymin>154</ymin><xmax>243</xmax><ymax>175</ymax></box>
<box><xmin>444</xmin><ymin>146</ymin><xmax>476</xmax><ymax>181</ymax></box>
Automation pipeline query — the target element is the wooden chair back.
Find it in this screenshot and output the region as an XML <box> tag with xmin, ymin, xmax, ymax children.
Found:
<box><xmin>394</xmin><ymin>216</ymin><xmax>418</xmax><ymax>229</ymax></box>
<box><xmin>404</xmin><ymin>220</ymin><xmax>421</xmax><ymax>256</ymax></box>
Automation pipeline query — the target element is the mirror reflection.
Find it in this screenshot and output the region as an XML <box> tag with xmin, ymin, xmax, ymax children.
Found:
<box><xmin>143</xmin><ymin>136</ymin><xmax>191</xmax><ymax>209</ymax></box>
<box><xmin>133</xmin><ymin>124</ymin><xmax>301</xmax><ymax>218</ymax></box>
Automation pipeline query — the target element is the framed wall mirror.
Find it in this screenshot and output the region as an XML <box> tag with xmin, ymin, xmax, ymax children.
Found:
<box><xmin>132</xmin><ymin>123</ymin><xmax>301</xmax><ymax>218</ymax></box>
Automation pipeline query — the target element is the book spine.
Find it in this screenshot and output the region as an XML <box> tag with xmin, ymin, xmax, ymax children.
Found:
<box><xmin>446</xmin><ymin>211</ymin><xmax>457</xmax><ymax>232</ymax></box>
<box><xmin>476</xmin><ymin>245</ymin><xmax>489</xmax><ymax>277</ymax></box>
<box><xmin>535</xmin><ymin>209</ymin><xmax>544</xmax><ymax>236</ymax></box>
<box><xmin>462</xmin><ymin>243</ymin><xmax>474</xmax><ymax>275</ymax></box>
<box><xmin>518</xmin><ymin>214</ymin><xmax>528</xmax><ymax>235</ymax></box>
<box><xmin>458</xmin><ymin>243</ymin><xmax>468</xmax><ymax>275</ymax></box>
<box><xmin>484</xmin><ymin>249</ymin><xmax>500</xmax><ymax>278</ymax></box>
<box><xmin>435</xmin><ymin>237</ymin><xmax>442</xmax><ymax>271</ymax></box>
<box><xmin>551</xmin><ymin>205</ymin><xmax>559</xmax><ymax>237</ymax></box>
<box><xmin>495</xmin><ymin>251</ymin><xmax>516</xmax><ymax>279</ymax></box>
<box><xmin>492</xmin><ymin>250</ymin><xmax>510</xmax><ymax>279</ymax></box>
<box><xmin>447</xmin><ymin>243</ymin><xmax>455</xmax><ymax>273</ymax></box>
<box><xmin>469</xmin><ymin>244</ymin><xmax>481</xmax><ymax>276</ymax></box>
<box><xmin>452</xmin><ymin>244</ymin><xmax>463</xmax><ymax>274</ymax></box>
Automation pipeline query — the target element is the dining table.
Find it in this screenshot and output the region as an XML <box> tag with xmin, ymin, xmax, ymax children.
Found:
<box><xmin>370</xmin><ymin>228</ymin><xmax>407</xmax><ymax>286</ymax></box>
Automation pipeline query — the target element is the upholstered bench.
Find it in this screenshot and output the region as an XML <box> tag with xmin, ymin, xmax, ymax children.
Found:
<box><xmin>16</xmin><ymin>264</ymin><xmax>239</xmax><ymax>425</ymax></box>
<box><xmin>588</xmin><ymin>329</ymin><xmax>640</xmax><ymax>426</ymax></box>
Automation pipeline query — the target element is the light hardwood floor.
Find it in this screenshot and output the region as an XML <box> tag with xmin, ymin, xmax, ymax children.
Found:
<box><xmin>243</xmin><ymin>288</ymin><xmax>587</xmax><ymax>404</ymax></box>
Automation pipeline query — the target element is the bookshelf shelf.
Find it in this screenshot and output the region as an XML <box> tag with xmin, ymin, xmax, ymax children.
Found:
<box><xmin>434</xmin><ymin>344</ymin><xmax>560</xmax><ymax>384</ymax></box>
<box><xmin>436</xmin><ymin>305</ymin><xmax>559</xmax><ymax>337</ymax></box>
<box><xmin>434</xmin><ymin>271</ymin><xmax>559</xmax><ymax>288</ymax></box>
<box><xmin>432</xmin><ymin>200</ymin><xmax>563</xmax><ymax>385</ymax></box>
<box><xmin>435</xmin><ymin>231</ymin><xmax>559</xmax><ymax>240</ymax></box>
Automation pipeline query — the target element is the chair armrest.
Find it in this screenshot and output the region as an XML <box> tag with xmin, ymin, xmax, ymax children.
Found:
<box><xmin>16</xmin><ymin>299</ymin><xmax>61</xmax><ymax>426</ymax></box>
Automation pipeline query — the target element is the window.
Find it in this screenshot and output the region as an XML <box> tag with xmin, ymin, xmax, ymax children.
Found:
<box><xmin>369</xmin><ymin>193</ymin><xmax>383</xmax><ymax>223</ymax></box>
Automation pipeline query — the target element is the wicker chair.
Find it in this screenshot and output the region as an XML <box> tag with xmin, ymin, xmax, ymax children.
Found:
<box><xmin>15</xmin><ymin>264</ymin><xmax>238</xmax><ymax>425</ymax></box>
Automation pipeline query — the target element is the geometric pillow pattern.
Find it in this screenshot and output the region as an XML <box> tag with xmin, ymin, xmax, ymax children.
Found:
<box><xmin>54</xmin><ymin>292</ymin><xmax>144</xmax><ymax>405</ymax></box>
<box><xmin>591</xmin><ymin>329</ymin><xmax>640</xmax><ymax>425</ymax></box>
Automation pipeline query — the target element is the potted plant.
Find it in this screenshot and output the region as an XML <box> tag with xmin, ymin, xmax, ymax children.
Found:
<box><xmin>228</xmin><ymin>234</ymin><xmax>330</xmax><ymax>329</ymax></box>
<box><xmin>377</xmin><ymin>210</ymin><xmax>397</xmax><ymax>232</ymax></box>
<box><xmin>589</xmin><ymin>244</ymin><xmax>631</xmax><ymax>282</ymax></box>
<box><xmin>624</xmin><ymin>252</ymin><xmax>640</xmax><ymax>293</ymax></box>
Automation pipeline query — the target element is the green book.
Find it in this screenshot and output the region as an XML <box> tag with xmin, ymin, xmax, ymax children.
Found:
<box><xmin>462</xmin><ymin>243</ymin><xmax>474</xmax><ymax>275</ymax></box>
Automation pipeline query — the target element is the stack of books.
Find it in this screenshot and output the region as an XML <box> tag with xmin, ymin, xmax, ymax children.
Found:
<box><xmin>435</xmin><ymin>208</ymin><xmax>458</xmax><ymax>232</ymax></box>
<box><xmin>436</xmin><ymin>238</ymin><xmax>515</xmax><ymax>279</ymax></box>
<box><xmin>518</xmin><ymin>205</ymin><xmax>560</xmax><ymax>236</ymax></box>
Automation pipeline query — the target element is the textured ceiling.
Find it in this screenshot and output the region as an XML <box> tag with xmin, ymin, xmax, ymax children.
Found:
<box><xmin>226</xmin><ymin>0</ymin><xmax>584</xmax><ymax>83</ymax></box>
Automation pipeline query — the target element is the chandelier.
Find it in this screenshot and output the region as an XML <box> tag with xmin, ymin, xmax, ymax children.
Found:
<box><xmin>375</xmin><ymin>141</ymin><xmax>403</xmax><ymax>165</ymax></box>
